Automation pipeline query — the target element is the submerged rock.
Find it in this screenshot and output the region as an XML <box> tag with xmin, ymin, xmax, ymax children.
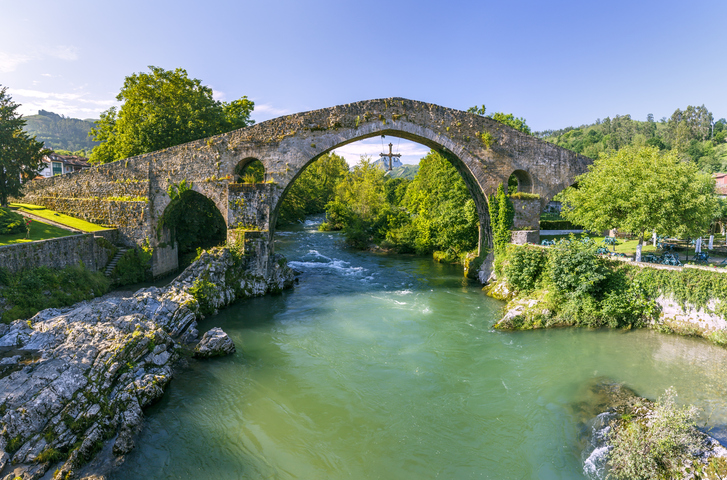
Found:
<box><xmin>580</xmin><ymin>380</ymin><xmax>727</xmax><ymax>480</ymax></box>
<box><xmin>0</xmin><ymin>247</ymin><xmax>294</xmax><ymax>480</ymax></box>
<box><xmin>193</xmin><ymin>328</ymin><xmax>236</xmax><ymax>358</ymax></box>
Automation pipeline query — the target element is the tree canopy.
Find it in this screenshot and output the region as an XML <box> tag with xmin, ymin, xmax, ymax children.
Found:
<box><xmin>556</xmin><ymin>146</ymin><xmax>717</xmax><ymax>261</ymax></box>
<box><xmin>89</xmin><ymin>66</ymin><xmax>254</xmax><ymax>164</ymax></box>
<box><xmin>538</xmin><ymin>105</ymin><xmax>727</xmax><ymax>173</ymax></box>
<box><xmin>0</xmin><ymin>87</ymin><xmax>49</xmax><ymax>206</ymax></box>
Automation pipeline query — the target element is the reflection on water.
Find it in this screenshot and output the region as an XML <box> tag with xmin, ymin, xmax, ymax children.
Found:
<box><xmin>112</xmin><ymin>218</ymin><xmax>727</xmax><ymax>479</ymax></box>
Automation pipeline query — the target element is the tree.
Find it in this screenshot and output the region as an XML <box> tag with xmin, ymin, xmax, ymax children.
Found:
<box><xmin>0</xmin><ymin>86</ymin><xmax>49</xmax><ymax>206</ymax></box>
<box><xmin>488</xmin><ymin>183</ymin><xmax>514</xmax><ymax>254</ymax></box>
<box><xmin>277</xmin><ymin>152</ymin><xmax>349</xmax><ymax>225</ymax></box>
<box><xmin>556</xmin><ymin>146</ymin><xmax>717</xmax><ymax>262</ymax></box>
<box><xmin>89</xmin><ymin>66</ymin><xmax>254</xmax><ymax>164</ymax></box>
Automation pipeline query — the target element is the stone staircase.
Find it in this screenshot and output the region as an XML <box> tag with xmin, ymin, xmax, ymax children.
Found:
<box><xmin>104</xmin><ymin>247</ymin><xmax>128</xmax><ymax>277</ymax></box>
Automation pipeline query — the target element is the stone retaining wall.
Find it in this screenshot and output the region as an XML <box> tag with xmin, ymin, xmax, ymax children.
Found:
<box><xmin>0</xmin><ymin>234</ymin><xmax>116</xmax><ymax>274</ymax></box>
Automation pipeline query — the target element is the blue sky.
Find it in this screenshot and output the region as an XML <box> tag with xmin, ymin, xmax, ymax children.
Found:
<box><xmin>2</xmin><ymin>0</ymin><xmax>726</xmax><ymax>164</ymax></box>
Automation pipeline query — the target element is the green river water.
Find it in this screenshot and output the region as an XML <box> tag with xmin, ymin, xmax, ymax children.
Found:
<box><xmin>112</xmin><ymin>219</ymin><xmax>727</xmax><ymax>479</ymax></box>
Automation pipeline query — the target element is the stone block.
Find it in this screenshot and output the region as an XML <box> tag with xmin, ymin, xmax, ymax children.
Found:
<box><xmin>511</xmin><ymin>230</ymin><xmax>540</xmax><ymax>245</ymax></box>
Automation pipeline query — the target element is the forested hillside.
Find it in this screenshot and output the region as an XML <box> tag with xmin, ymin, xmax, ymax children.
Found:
<box><xmin>537</xmin><ymin>105</ymin><xmax>727</xmax><ymax>173</ymax></box>
<box><xmin>22</xmin><ymin>110</ymin><xmax>98</xmax><ymax>153</ymax></box>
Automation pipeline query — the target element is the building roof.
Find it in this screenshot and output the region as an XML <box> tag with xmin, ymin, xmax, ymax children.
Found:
<box><xmin>44</xmin><ymin>153</ymin><xmax>91</xmax><ymax>168</ymax></box>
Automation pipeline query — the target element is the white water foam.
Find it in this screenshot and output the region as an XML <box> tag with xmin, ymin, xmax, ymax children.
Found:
<box><xmin>288</xmin><ymin>250</ymin><xmax>369</xmax><ymax>278</ymax></box>
<box><xmin>582</xmin><ymin>412</ymin><xmax>616</xmax><ymax>480</ymax></box>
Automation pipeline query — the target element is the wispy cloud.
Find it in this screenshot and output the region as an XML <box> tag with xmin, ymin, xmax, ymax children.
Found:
<box><xmin>0</xmin><ymin>44</ymin><xmax>78</xmax><ymax>73</ymax></box>
<box><xmin>10</xmin><ymin>88</ymin><xmax>117</xmax><ymax>119</ymax></box>
<box><xmin>0</xmin><ymin>52</ymin><xmax>34</xmax><ymax>73</ymax></box>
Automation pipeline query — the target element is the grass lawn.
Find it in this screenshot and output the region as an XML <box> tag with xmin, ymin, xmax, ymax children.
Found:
<box><xmin>10</xmin><ymin>203</ymin><xmax>110</xmax><ymax>232</ymax></box>
<box><xmin>0</xmin><ymin>220</ymin><xmax>78</xmax><ymax>246</ymax></box>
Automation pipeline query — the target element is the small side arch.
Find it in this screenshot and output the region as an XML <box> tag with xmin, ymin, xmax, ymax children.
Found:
<box><xmin>234</xmin><ymin>157</ymin><xmax>265</xmax><ymax>183</ymax></box>
<box><xmin>508</xmin><ymin>169</ymin><xmax>533</xmax><ymax>193</ymax></box>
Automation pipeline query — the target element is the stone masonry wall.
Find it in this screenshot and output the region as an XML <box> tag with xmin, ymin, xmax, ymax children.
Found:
<box><xmin>511</xmin><ymin>197</ymin><xmax>541</xmax><ymax>230</ymax></box>
<box><xmin>0</xmin><ymin>234</ymin><xmax>116</xmax><ymax>274</ymax></box>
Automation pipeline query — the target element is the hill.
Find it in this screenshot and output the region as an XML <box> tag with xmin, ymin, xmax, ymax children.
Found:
<box><xmin>387</xmin><ymin>164</ymin><xmax>419</xmax><ymax>180</ymax></box>
<box><xmin>372</xmin><ymin>156</ymin><xmax>403</xmax><ymax>171</ymax></box>
<box><xmin>22</xmin><ymin>110</ymin><xmax>99</xmax><ymax>153</ymax></box>
<box><xmin>536</xmin><ymin>105</ymin><xmax>727</xmax><ymax>173</ymax></box>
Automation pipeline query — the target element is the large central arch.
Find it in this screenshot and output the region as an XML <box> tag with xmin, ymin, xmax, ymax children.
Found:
<box><xmin>18</xmin><ymin>98</ymin><xmax>593</xmax><ymax>277</ymax></box>
<box><xmin>270</xmin><ymin>122</ymin><xmax>493</xmax><ymax>253</ymax></box>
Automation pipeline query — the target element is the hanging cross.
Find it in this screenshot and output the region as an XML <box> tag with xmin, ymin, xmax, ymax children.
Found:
<box><xmin>380</xmin><ymin>143</ymin><xmax>401</xmax><ymax>171</ymax></box>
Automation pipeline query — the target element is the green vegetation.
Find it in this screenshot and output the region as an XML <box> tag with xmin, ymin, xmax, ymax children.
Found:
<box><xmin>493</xmin><ymin>235</ymin><xmax>727</xmax><ymax>337</ymax></box>
<box><xmin>387</xmin><ymin>164</ymin><xmax>419</xmax><ymax>180</ymax></box>
<box><xmin>321</xmin><ymin>151</ymin><xmax>479</xmax><ymax>262</ymax></box>
<box><xmin>493</xmin><ymin>237</ymin><xmax>657</xmax><ymax>330</ymax></box>
<box><xmin>467</xmin><ymin>104</ymin><xmax>533</xmax><ymax>135</ymax></box>
<box><xmin>236</xmin><ymin>159</ymin><xmax>265</xmax><ymax>184</ymax></box>
<box><xmin>538</xmin><ymin>106</ymin><xmax>727</xmax><ymax>173</ymax></box>
<box><xmin>90</xmin><ymin>66</ymin><xmax>254</xmax><ymax>164</ymax></box>
<box><xmin>110</xmin><ymin>247</ymin><xmax>152</xmax><ymax>285</ymax></box>
<box><xmin>0</xmin><ymin>263</ymin><xmax>110</xmax><ymax>323</ymax></box>
<box><xmin>607</xmin><ymin>388</ymin><xmax>704</xmax><ymax>479</ymax></box>
<box><xmin>0</xmin><ymin>218</ymin><xmax>76</xmax><ymax>246</ymax></box>
<box><xmin>489</xmin><ymin>184</ymin><xmax>514</xmax><ymax>254</ymax></box>
<box><xmin>0</xmin><ymin>207</ymin><xmax>25</xmax><ymax>234</ymax></box>
<box><xmin>0</xmin><ymin>86</ymin><xmax>50</xmax><ymax>206</ymax></box>
<box><xmin>276</xmin><ymin>153</ymin><xmax>348</xmax><ymax>225</ymax></box>
<box><xmin>22</xmin><ymin>110</ymin><xmax>98</xmax><ymax>152</ymax></box>
<box><xmin>556</xmin><ymin>146</ymin><xmax>717</xmax><ymax>261</ymax></box>
<box><xmin>10</xmin><ymin>203</ymin><xmax>110</xmax><ymax>232</ymax></box>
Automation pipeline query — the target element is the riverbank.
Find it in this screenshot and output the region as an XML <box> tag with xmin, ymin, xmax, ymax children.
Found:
<box><xmin>0</xmin><ymin>247</ymin><xmax>294</xmax><ymax>480</ymax></box>
<box><xmin>485</xmin><ymin>241</ymin><xmax>727</xmax><ymax>348</ymax></box>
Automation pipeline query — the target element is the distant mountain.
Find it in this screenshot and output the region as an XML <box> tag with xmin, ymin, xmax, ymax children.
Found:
<box><xmin>372</xmin><ymin>155</ymin><xmax>403</xmax><ymax>171</ymax></box>
<box><xmin>388</xmin><ymin>164</ymin><xmax>419</xmax><ymax>180</ymax></box>
<box><xmin>22</xmin><ymin>110</ymin><xmax>99</xmax><ymax>153</ymax></box>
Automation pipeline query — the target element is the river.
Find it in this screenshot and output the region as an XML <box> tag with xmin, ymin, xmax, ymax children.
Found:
<box><xmin>112</xmin><ymin>218</ymin><xmax>727</xmax><ymax>479</ymax></box>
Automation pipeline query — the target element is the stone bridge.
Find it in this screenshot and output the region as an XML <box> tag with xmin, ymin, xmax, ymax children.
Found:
<box><xmin>18</xmin><ymin>98</ymin><xmax>592</xmax><ymax>276</ymax></box>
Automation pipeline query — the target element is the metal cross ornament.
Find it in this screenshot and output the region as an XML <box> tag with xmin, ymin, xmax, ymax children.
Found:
<box><xmin>380</xmin><ymin>143</ymin><xmax>401</xmax><ymax>171</ymax></box>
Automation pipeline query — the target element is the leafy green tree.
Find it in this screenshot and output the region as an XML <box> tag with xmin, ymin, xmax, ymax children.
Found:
<box><xmin>277</xmin><ymin>152</ymin><xmax>349</xmax><ymax>225</ymax></box>
<box><xmin>90</xmin><ymin>66</ymin><xmax>254</xmax><ymax>164</ymax></box>
<box><xmin>0</xmin><ymin>86</ymin><xmax>49</xmax><ymax>206</ymax></box>
<box><xmin>396</xmin><ymin>151</ymin><xmax>478</xmax><ymax>256</ymax></box>
<box><xmin>489</xmin><ymin>183</ymin><xmax>514</xmax><ymax>254</ymax></box>
<box><xmin>556</xmin><ymin>146</ymin><xmax>717</xmax><ymax>262</ymax></box>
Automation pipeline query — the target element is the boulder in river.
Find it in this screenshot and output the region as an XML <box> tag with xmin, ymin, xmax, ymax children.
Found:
<box><xmin>193</xmin><ymin>328</ymin><xmax>236</xmax><ymax>358</ymax></box>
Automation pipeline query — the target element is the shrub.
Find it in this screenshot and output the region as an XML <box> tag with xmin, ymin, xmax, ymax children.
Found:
<box><xmin>547</xmin><ymin>235</ymin><xmax>608</xmax><ymax>296</ymax></box>
<box><xmin>1</xmin><ymin>263</ymin><xmax>110</xmax><ymax>323</ymax></box>
<box><xmin>539</xmin><ymin>219</ymin><xmax>580</xmax><ymax>230</ymax></box>
<box><xmin>111</xmin><ymin>248</ymin><xmax>152</xmax><ymax>286</ymax></box>
<box><xmin>607</xmin><ymin>388</ymin><xmax>704</xmax><ymax>479</ymax></box>
<box><xmin>0</xmin><ymin>207</ymin><xmax>25</xmax><ymax>234</ymax></box>
<box><xmin>504</xmin><ymin>246</ymin><xmax>547</xmax><ymax>293</ymax></box>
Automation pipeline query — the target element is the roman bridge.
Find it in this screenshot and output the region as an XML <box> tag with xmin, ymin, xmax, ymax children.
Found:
<box><xmin>18</xmin><ymin>98</ymin><xmax>592</xmax><ymax>277</ymax></box>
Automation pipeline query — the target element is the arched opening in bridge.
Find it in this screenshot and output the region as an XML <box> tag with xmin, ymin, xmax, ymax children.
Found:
<box><xmin>161</xmin><ymin>189</ymin><xmax>227</xmax><ymax>265</ymax></box>
<box><xmin>273</xmin><ymin>134</ymin><xmax>488</xmax><ymax>263</ymax></box>
<box><xmin>235</xmin><ymin>157</ymin><xmax>265</xmax><ymax>184</ymax></box>
<box><xmin>508</xmin><ymin>170</ymin><xmax>533</xmax><ymax>194</ymax></box>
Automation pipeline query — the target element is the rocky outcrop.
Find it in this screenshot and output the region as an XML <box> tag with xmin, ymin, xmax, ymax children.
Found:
<box><xmin>0</xmin><ymin>247</ymin><xmax>293</xmax><ymax>479</ymax></box>
<box><xmin>581</xmin><ymin>382</ymin><xmax>727</xmax><ymax>480</ymax></box>
<box><xmin>193</xmin><ymin>328</ymin><xmax>235</xmax><ymax>358</ymax></box>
